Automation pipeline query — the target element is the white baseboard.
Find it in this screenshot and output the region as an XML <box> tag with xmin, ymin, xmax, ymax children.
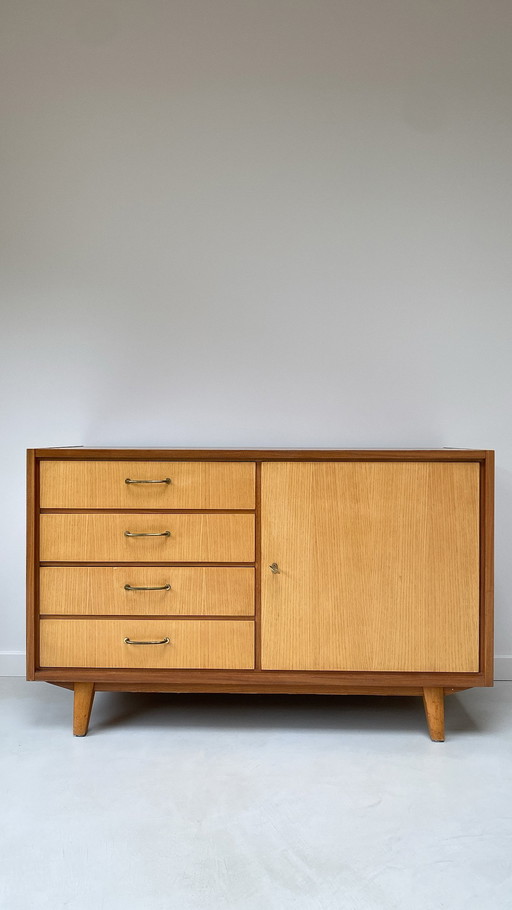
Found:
<box><xmin>1</xmin><ymin>651</ymin><xmax>511</xmax><ymax>680</ymax></box>
<box><xmin>0</xmin><ymin>652</ymin><xmax>26</xmax><ymax>676</ymax></box>
<box><xmin>494</xmin><ymin>657</ymin><xmax>512</xmax><ymax>681</ymax></box>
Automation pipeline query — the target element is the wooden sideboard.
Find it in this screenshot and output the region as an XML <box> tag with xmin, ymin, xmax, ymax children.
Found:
<box><xmin>27</xmin><ymin>448</ymin><xmax>494</xmax><ymax>739</ymax></box>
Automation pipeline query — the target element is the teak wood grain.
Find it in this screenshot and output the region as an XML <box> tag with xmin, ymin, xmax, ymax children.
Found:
<box><xmin>34</xmin><ymin>666</ymin><xmax>483</xmax><ymax>688</ymax></box>
<box><xmin>423</xmin><ymin>687</ymin><xmax>445</xmax><ymax>741</ymax></box>
<box><xmin>40</xmin><ymin>461</ymin><xmax>256</xmax><ymax>509</ymax></box>
<box><xmin>39</xmin><ymin>513</ymin><xmax>255</xmax><ymax>563</ymax></box>
<box><xmin>40</xmin><ymin>566</ymin><xmax>255</xmax><ymax>616</ymax></box>
<box><xmin>261</xmin><ymin>461</ymin><xmax>480</xmax><ymax>672</ymax></box>
<box><xmin>481</xmin><ymin>452</ymin><xmax>495</xmax><ymax>685</ymax></box>
<box><xmin>73</xmin><ymin>682</ymin><xmax>94</xmax><ymax>736</ymax></box>
<box><xmin>40</xmin><ymin>618</ymin><xmax>255</xmax><ymax>669</ymax></box>
<box><xmin>35</xmin><ymin>448</ymin><xmax>488</xmax><ymax>461</ymax></box>
<box><xmin>26</xmin><ymin>450</ymin><xmax>37</xmax><ymax>679</ymax></box>
<box><xmin>26</xmin><ymin>447</ymin><xmax>494</xmax><ymax>738</ymax></box>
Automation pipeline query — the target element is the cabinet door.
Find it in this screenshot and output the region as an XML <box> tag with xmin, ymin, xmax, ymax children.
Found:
<box><xmin>261</xmin><ymin>462</ymin><xmax>480</xmax><ymax>672</ymax></box>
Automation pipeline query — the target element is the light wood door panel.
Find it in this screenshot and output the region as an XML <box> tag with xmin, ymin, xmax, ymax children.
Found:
<box><xmin>40</xmin><ymin>514</ymin><xmax>255</xmax><ymax>562</ymax></box>
<box><xmin>40</xmin><ymin>567</ymin><xmax>254</xmax><ymax>615</ymax></box>
<box><xmin>261</xmin><ymin>462</ymin><xmax>480</xmax><ymax>672</ymax></box>
<box><xmin>40</xmin><ymin>619</ymin><xmax>254</xmax><ymax>668</ymax></box>
<box><xmin>40</xmin><ymin>461</ymin><xmax>255</xmax><ymax>509</ymax></box>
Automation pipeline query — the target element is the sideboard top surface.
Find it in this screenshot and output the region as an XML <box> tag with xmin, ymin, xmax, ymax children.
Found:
<box><xmin>30</xmin><ymin>447</ymin><xmax>493</xmax><ymax>461</ymax></box>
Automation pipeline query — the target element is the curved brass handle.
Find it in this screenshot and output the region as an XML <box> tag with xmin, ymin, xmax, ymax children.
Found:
<box><xmin>123</xmin><ymin>637</ymin><xmax>170</xmax><ymax>645</ymax></box>
<box><xmin>124</xmin><ymin>530</ymin><xmax>171</xmax><ymax>538</ymax></box>
<box><xmin>125</xmin><ymin>478</ymin><xmax>171</xmax><ymax>484</ymax></box>
<box><xmin>124</xmin><ymin>584</ymin><xmax>171</xmax><ymax>591</ymax></box>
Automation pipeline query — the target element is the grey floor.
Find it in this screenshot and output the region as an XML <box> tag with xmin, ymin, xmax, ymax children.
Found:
<box><xmin>1</xmin><ymin>680</ymin><xmax>512</xmax><ymax>910</ymax></box>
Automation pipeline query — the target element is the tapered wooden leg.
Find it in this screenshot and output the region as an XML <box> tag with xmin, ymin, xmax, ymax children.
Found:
<box><xmin>73</xmin><ymin>683</ymin><xmax>95</xmax><ymax>736</ymax></box>
<box><xmin>422</xmin><ymin>687</ymin><xmax>445</xmax><ymax>741</ymax></box>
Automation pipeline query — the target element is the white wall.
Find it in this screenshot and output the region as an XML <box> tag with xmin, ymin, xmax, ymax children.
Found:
<box><xmin>1</xmin><ymin>0</ymin><xmax>511</xmax><ymax>677</ymax></box>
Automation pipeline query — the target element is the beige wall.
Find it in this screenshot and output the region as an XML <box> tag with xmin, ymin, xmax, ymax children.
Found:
<box><xmin>1</xmin><ymin>1</ymin><xmax>511</xmax><ymax>675</ymax></box>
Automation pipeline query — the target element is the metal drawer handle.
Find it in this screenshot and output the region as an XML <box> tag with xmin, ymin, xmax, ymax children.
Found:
<box><xmin>125</xmin><ymin>478</ymin><xmax>171</xmax><ymax>484</ymax></box>
<box><xmin>124</xmin><ymin>584</ymin><xmax>171</xmax><ymax>591</ymax></box>
<box><xmin>123</xmin><ymin>637</ymin><xmax>170</xmax><ymax>646</ymax></box>
<box><xmin>269</xmin><ymin>563</ymin><xmax>280</xmax><ymax>574</ymax></box>
<box><xmin>124</xmin><ymin>530</ymin><xmax>171</xmax><ymax>537</ymax></box>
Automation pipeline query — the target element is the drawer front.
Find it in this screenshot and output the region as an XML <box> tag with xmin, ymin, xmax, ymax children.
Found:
<box><xmin>40</xmin><ymin>566</ymin><xmax>255</xmax><ymax>615</ymax></box>
<box><xmin>40</xmin><ymin>461</ymin><xmax>255</xmax><ymax>509</ymax></box>
<box><xmin>39</xmin><ymin>619</ymin><xmax>254</xmax><ymax>668</ymax></box>
<box><xmin>40</xmin><ymin>514</ymin><xmax>255</xmax><ymax>562</ymax></box>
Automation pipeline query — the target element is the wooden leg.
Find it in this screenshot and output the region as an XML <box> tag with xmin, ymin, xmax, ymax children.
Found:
<box><xmin>73</xmin><ymin>683</ymin><xmax>95</xmax><ymax>736</ymax></box>
<box><xmin>422</xmin><ymin>687</ymin><xmax>445</xmax><ymax>741</ymax></box>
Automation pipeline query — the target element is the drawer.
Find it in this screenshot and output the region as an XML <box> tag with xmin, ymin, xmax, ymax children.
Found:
<box><xmin>40</xmin><ymin>566</ymin><xmax>255</xmax><ymax>615</ymax></box>
<box><xmin>39</xmin><ymin>619</ymin><xmax>254</xmax><ymax>669</ymax></box>
<box><xmin>40</xmin><ymin>461</ymin><xmax>255</xmax><ymax>509</ymax></box>
<box><xmin>39</xmin><ymin>514</ymin><xmax>255</xmax><ymax>562</ymax></box>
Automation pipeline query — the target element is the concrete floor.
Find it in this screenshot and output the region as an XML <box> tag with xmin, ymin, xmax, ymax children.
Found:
<box><xmin>1</xmin><ymin>679</ymin><xmax>512</xmax><ymax>910</ymax></box>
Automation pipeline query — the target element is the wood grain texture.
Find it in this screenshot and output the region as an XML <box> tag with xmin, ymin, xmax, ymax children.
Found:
<box><xmin>40</xmin><ymin>566</ymin><xmax>254</xmax><ymax>616</ymax></box>
<box><xmin>73</xmin><ymin>682</ymin><xmax>95</xmax><ymax>736</ymax></box>
<box><xmin>35</xmin><ymin>448</ymin><xmax>488</xmax><ymax>461</ymax></box>
<box><xmin>254</xmin><ymin>462</ymin><xmax>262</xmax><ymax>669</ymax></box>
<box><xmin>423</xmin><ymin>687</ymin><xmax>445</xmax><ymax>741</ymax></box>
<box><xmin>26</xmin><ymin>450</ymin><xmax>37</xmax><ymax>679</ymax></box>
<box><xmin>481</xmin><ymin>452</ymin><xmax>495</xmax><ymax>685</ymax></box>
<box><xmin>39</xmin><ymin>513</ymin><xmax>255</xmax><ymax>562</ymax></box>
<box><xmin>40</xmin><ymin>619</ymin><xmax>254</xmax><ymax>669</ymax></box>
<box><xmin>40</xmin><ymin>461</ymin><xmax>256</xmax><ymax>509</ymax></box>
<box><xmin>35</xmin><ymin>667</ymin><xmax>486</xmax><ymax>688</ymax></box>
<box><xmin>261</xmin><ymin>462</ymin><xmax>480</xmax><ymax>672</ymax></box>
<box><xmin>27</xmin><ymin>448</ymin><xmax>494</xmax><ymax>723</ymax></box>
